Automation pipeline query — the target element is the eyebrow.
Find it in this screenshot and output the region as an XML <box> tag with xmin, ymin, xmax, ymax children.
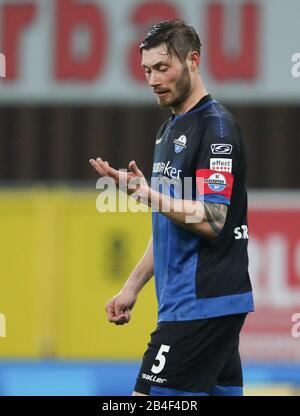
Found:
<box><xmin>141</xmin><ymin>61</ymin><xmax>169</xmax><ymax>69</ymax></box>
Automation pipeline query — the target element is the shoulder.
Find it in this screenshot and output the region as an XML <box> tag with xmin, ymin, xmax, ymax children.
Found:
<box><xmin>199</xmin><ymin>102</ymin><xmax>242</xmax><ymax>147</ymax></box>
<box><xmin>156</xmin><ymin>118</ymin><xmax>171</xmax><ymax>138</ymax></box>
<box><xmin>203</xmin><ymin>103</ymin><xmax>240</xmax><ymax>135</ymax></box>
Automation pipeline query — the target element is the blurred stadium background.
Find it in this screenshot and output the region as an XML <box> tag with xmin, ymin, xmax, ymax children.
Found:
<box><xmin>0</xmin><ymin>0</ymin><xmax>300</xmax><ymax>396</ymax></box>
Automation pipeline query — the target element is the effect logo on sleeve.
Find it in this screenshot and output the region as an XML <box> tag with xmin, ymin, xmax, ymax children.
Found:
<box><xmin>173</xmin><ymin>135</ymin><xmax>187</xmax><ymax>153</ymax></box>
<box><xmin>211</xmin><ymin>144</ymin><xmax>232</xmax><ymax>155</ymax></box>
<box><xmin>210</xmin><ymin>158</ymin><xmax>232</xmax><ymax>173</ymax></box>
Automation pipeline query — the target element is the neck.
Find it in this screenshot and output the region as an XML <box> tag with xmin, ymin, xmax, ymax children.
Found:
<box><xmin>172</xmin><ymin>76</ymin><xmax>208</xmax><ymax>115</ymax></box>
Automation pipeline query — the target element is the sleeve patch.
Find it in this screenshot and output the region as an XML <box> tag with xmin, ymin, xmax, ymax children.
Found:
<box><xmin>196</xmin><ymin>169</ymin><xmax>234</xmax><ymax>200</ymax></box>
<box><xmin>210</xmin><ymin>158</ymin><xmax>232</xmax><ymax>173</ymax></box>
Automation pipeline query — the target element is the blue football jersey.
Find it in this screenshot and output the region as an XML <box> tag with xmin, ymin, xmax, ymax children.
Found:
<box><xmin>151</xmin><ymin>94</ymin><xmax>254</xmax><ymax>323</ymax></box>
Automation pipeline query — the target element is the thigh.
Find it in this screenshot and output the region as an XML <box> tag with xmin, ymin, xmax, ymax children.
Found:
<box><xmin>134</xmin><ymin>313</ymin><xmax>247</xmax><ymax>396</ymax></box>
<box><xmin>210</xmin><ymin>346</ymin><xmax>244</xmax><ymax>396</ymax></box>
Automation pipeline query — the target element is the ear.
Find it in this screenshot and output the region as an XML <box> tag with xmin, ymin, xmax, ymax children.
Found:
<box><xmin>188</xmin><ymin>51</ymin><xmax>200</xmax><ymax>71</ymax></box>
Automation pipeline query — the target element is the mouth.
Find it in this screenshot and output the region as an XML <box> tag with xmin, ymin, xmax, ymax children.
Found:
<box><xmin>155</xmin><ymin>90</ymin><xmax>170</xmax><ymax>98</ymax></box>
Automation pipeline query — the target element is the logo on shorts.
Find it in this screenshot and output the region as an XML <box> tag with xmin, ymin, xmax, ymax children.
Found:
<box><xmin>174</xmin><ymin>135</ymin><xmax>187</xmax><ymax>153</ymax></box>
<box><xmin>205</xmin><ymin>173</ymin><xmax>227</xmax><ymax>192</ymax></box>
<box><xmin>141</xmin><ymin>373</ymin><xmax>167</xmax><ymax>384</ymax></box>
<box><xmin>211</xmin><ymin>144</ymin><xmax>233</xmax><ymax>155</ymax></box>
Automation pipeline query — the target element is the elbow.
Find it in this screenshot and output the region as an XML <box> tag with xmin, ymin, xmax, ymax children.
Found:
<box><xmin>193</xmin><ymin>219</ymin><xmax>225</xmax><ymax>239</ymax></box>
<box><xmin>208</xmin><ymin>219</ymin><xmax>226</xmax><ymax>239</ymax></box>
<box><xmin>209</xmin><ymin>226</ymin><xmax>224</xmax><ymax>239</ymax></box>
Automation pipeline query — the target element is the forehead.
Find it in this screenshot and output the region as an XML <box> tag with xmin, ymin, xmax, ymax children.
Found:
<box><xmin>141</xmin><ymin>44</ymin><xmax>178</xmax><ymax>67</ymax></box>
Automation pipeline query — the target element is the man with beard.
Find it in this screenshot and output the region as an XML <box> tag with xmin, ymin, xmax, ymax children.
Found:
<box><xmin>89</xmin><ymin>20</ymin><xmax>254</xmax><ymax>396</ymax></box>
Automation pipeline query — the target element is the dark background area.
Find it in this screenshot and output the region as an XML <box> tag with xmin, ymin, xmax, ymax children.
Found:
<box><xmin>1</xmin><ymin>104</ymin><xmax>299</xmax><ymax>187</ymax></box>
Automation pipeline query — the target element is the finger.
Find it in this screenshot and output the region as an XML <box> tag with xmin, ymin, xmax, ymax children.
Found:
<box><xmin>91</xmin><ymin>158</ymin><xmax>118</xmax><ymax>182</ymax></box>
<box><xmin>105</xmin><ymin>301</ymin><xmax>130</xmax><ymax>324</ymax></box>
<box><xmin>114</xmin><ymin>302</ymin><xmax>124</xmax><ymax>317</ymax></box>
<box><xmin>96</xmin><ymin>158</ymin><xmax>119</xmax><ymax>180</ymax></box>
<box><xmin>123</xmin><ymin>310</ymin><xmax>131</xmax><ymax>322</ymax></box>
<box><xmin>89</xmin><ymin>159</ymin><xmax>106</xmax><ymax>176</ymax></box>
<box><xmin>107</xmin><ymin>305</ymin><xmax>131</xmax><ymax>325</ymax></box>
<box><xmin>96</xmin><ymin>157</ymin><xmax>105</xmax><ymax>166</ymax></box>
<box><xmin>112</xmin><ymin>312</ymin><xmax>127</xmax><ymax>325</ymax></box>
<box><xmin>128</xmin><ymin>161</ymin><xmax>143</xmax><ymax>176</ymax></box>
<box><xmin>114</xmin><ymin>312</ymin><xmax>131</xmax><ymax>325</ymax></box>
<box><xmin>105</xmin><ymin>303</ymin><xmax>117</xmax><ymax>321</ymax></box>
<box><xmin>113</xmin><ymin>305</ymin><xmax>130</xmax><ymax>319</ymax></box>
<box><xmin>96</xmin><ymin>157</ymin><xmax>109</xmax><ymax>168</ymax></box>
<box><xmin>96</xmin><ymin>158</ymin><xmax>110</xmax><ymax>173</ymax></box>
<box><xmin>115</xmin><ymin>318</ymin><xmax>126</xmax><ymax>326</ymax></box>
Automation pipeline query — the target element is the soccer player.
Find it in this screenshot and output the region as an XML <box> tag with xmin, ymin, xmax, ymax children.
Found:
<box><xmin>89</xmin><ymin>20</ymin><xmax>254</xmax><ymax>396</ymax></box>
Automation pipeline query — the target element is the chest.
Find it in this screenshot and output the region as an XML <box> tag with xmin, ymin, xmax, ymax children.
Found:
<box><xmin>152</xmin><ymin>122</ymin><xmax>200</xmax><ymax>180</ymax></box>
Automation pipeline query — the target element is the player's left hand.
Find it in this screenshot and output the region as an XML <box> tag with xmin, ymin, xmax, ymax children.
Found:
<box><xmin>89</xmin><ymin>157</ymin><xmax>150</xmax><ymax>201</ymax></box>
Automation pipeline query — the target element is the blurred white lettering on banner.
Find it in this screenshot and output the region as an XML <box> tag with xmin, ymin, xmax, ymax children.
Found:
<box><xmin>0</xmin><ymin>53</ymin><xmax>5</xmax><ymax>78</ymax></box>
<box><xmin>291</xmin><ymin>53</ymin><xmax>300</xmax><ymax>78</ymax></box>
<box><xmin>291</xmin><ymin>313</ymin><xmax>300</xmax><ymax>338</ymax></box>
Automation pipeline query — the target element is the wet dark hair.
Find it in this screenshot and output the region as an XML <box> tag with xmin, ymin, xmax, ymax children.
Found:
<box><xmin>140</xmin><ymin>20</ymin><xmax>201</xmax><ymax>63</ymax></box>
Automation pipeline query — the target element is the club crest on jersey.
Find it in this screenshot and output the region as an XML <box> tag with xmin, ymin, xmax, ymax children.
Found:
<box><xmin>205</xmin><ymin>173</ymin><xmax>227</xmax><ymax>192</ymax></box>
<box><xmin>174</xmin><ymin>135</ymin><xmax>187</xmax><ymax>153</ymax></box>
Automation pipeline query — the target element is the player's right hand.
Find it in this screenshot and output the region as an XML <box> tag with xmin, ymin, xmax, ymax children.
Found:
<box><xmin>105</xmin><ymin>289</ymin><xmax>137</xmax><ymax>326</ymax></box>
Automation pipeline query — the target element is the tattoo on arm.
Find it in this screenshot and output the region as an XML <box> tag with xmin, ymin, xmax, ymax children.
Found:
<box><xmin>204</xmin><ymin>203</ymin><xmax>228</xmax><ymax>236</ymax></box>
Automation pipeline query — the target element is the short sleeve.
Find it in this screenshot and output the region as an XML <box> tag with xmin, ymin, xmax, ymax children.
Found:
<box><xmin>195</xmin><ymin>116</ymin><xmax>240</xmax><ymax>206</ymax></box>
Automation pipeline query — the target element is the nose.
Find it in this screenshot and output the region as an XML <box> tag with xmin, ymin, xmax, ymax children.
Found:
<box><xmin>148</xmin><ymin>71</ymin><xmax>161</xmax><ymax>88</ymax></box>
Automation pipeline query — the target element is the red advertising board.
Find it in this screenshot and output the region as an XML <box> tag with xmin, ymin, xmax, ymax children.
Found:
<box><xmin>0</xmin><ymin>0</ymin><xmax>299</xmax><ymax>103</ymax></box>
<box><xmin>241</xmin><ymin>201</ymin><xmax>300</xmax><ymax>361</ymax></box>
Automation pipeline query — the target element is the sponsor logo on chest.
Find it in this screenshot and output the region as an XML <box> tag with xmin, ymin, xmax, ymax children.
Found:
<box><xmin>152</xmin><ymin>161</ymin><xmax>182</xmax><ymax>179</ymax></box>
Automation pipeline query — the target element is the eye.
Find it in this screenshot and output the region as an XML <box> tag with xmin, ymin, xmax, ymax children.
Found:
<box><xmin>158</xmin><ymin>66</ymin><xmax>168</xmax><ymax>72</ymax></box>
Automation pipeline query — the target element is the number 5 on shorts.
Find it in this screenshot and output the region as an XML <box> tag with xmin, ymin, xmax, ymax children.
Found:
<box><xmin>151</xmin><ymin>344</ymin><xmax>170</xmax><ymax>374</ymax></box>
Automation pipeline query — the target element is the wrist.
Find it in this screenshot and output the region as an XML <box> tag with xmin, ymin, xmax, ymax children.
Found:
<box><xmin>135</xmin><ymin>183</ymin><xmax>152</xmax><ymax>206</ymax></box>
<box><xmin>122</xmin><ymin>279</ymin><xmax>141</xmax><ymax>296</ymax></box>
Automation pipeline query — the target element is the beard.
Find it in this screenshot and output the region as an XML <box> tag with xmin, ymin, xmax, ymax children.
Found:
<box><xmin>158</xmin><ymin>63</ymin><xmax>192</xmax><ymax>109</ymax></box>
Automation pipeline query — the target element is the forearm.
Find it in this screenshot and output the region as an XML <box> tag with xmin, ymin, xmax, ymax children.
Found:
<box><xmin>122</xmin><ymin>237</ymin><xmax>154</xmax><ymax>295</ymax></box>
<box><xmin>145</xmin><ymin>188</ymin><xmax>227</xmax><ymax>239</ymax></box>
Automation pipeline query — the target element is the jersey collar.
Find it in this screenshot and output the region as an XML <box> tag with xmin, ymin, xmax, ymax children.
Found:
<box><xmin>171</xmin><ymin>94</ymin><xmax>217</xmax><ymax>124</ymax></box>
